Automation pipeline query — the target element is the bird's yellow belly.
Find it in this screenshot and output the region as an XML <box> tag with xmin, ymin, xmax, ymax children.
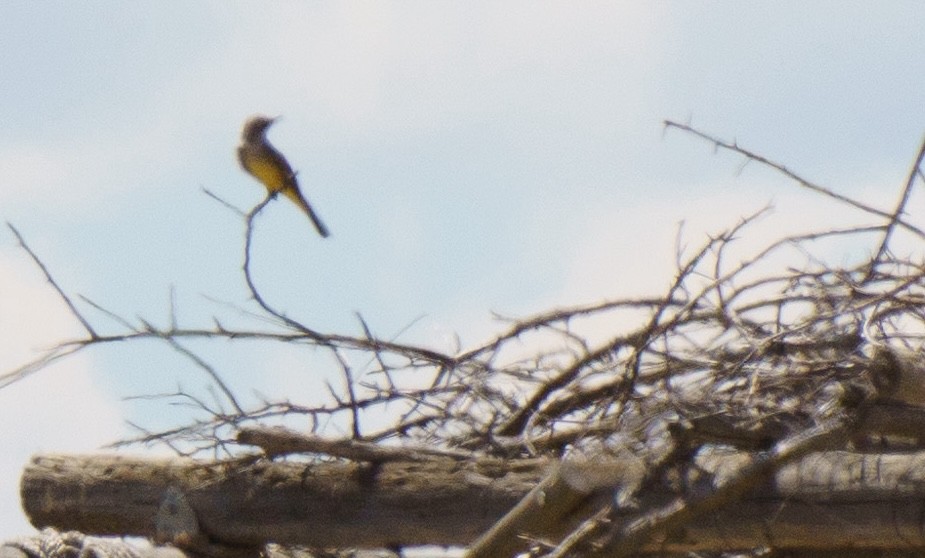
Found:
<box><xmin>246</xmin><ymin>156</ymin><xmax>289</xmax><ymax>193</ymax></box>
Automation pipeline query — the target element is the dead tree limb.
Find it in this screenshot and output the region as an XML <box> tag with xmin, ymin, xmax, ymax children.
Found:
<box><xmin>21</xmin><ymin>451</ymin><xmax>925</xmax><ymax>554</ymax></box>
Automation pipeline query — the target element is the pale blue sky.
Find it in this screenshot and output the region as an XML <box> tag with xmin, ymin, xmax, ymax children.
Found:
<box><xmin>1</xmin><ymin>1</ymin><xmax>923</xmax><ymax>539</ymax></box>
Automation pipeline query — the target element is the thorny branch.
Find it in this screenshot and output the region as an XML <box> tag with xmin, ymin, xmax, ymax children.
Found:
<box><xmin>663</xmin><ymin>120</ymin><xmax>925</xmax><ymax>240</ymax></box>
<box><xmin>5</xmin><ymin>123</ymin><xmax>925</xmax><ymax>557</ymax></box>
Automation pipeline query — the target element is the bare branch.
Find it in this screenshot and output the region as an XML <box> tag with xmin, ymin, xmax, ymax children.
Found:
<box><xmin>868</xmin><ymin>134</ymin><xmax>925</xmax><ymax>276</ymax></box>
<box><xmin>160</xmin><ymin>337</ymin><xmax>245</xmax><ymax>415</ymax></box>
<box><xmin>663</xmin><ymin>121</ymin><xmax>925</xmax><ymax>240</ymax></box>
<box><xmin>7</xmin><ymin>222</ymin><xmax>98</xmax><ymax>338</ymax></box>
<box><xmin>236</xmin><ymin>426</ymin><xmax>473</xmax><ymax>461</ymax></box>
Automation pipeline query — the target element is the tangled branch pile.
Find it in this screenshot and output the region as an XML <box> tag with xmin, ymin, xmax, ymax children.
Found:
<box><xmin>97</xmin><ymin>125</ymin><xmax>925</xmax><ymax>465</ymax></box>
<box><xmin>7</xmin><ymin>124</ymin><xmax>925</xmax><ymax>557</ymax></box>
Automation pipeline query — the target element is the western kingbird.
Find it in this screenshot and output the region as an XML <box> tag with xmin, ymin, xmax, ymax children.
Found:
<box><xmin>237</xmin><ymin>115</ymin><xmax>330</xmax><ymax>238</ymax></box>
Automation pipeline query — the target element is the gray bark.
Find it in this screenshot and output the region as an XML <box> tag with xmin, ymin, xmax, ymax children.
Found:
<box><xmin>20</xmin><ymin>451</ymin><xmax>925</xmax><ymax>553</ymax></box>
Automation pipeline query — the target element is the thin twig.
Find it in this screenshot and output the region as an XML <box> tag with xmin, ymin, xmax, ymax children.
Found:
<box><xmin>867</xmin><ymin>134</ymin><xmax>925</xmax><ymax>278</ymax></box>
<box><xmin>663</xmin><ymin>121</ymin><xmax>925</xmax><ymax>240</ymax></box>
<box><xmin>242</xmin><ymin>194</ymin><xmax>325</xmax><ymax>340</ymax></box>
<box><xmin>7</xmin><ymin>222</ymin><xmax>98</xmax><ymax>339</ymax></box>
<box><xmin>202</xmin><ymin>187</ymin><xmax>247</xmax><ymax>217</ymax></box>
<box><xmin>161</xmin><ymin>337</ymin><xmax>245</xmax><ymax>415</ymax></box>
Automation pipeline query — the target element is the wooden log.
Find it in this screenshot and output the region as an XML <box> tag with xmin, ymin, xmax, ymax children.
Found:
<box><xmin>20</xmin><ymin>451</ymin><xmax>925</xmax><ymax>553</ymax></box>
<box><xmin>20</xmin><ymin>454</ymin><xmax>545</xmax><ymax>549</ymax></box>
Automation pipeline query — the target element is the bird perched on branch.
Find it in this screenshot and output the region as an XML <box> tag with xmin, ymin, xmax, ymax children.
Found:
<box><xmin>237</xmin><ymin>115</ymin><xmax>330</xmax><ymax>238</ymax></box>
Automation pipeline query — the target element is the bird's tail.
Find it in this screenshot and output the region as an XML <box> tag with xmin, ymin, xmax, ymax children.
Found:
<box><xmin>283</xmin><ymin>188</ymin><xmax>330</xmax><ymax>238</ymax></box>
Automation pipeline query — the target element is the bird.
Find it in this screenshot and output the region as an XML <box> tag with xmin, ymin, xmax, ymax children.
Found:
<box><xmin>237</xmin><ymin>115</ymin><xmax>330</xmax><ymax>238</ymax></box>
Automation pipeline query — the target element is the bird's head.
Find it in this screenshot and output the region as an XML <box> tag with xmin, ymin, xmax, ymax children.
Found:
<box><xmin>241</xmin><ymin>115</ymin><xmax>278</xmax><ymax>142</ymax></box>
